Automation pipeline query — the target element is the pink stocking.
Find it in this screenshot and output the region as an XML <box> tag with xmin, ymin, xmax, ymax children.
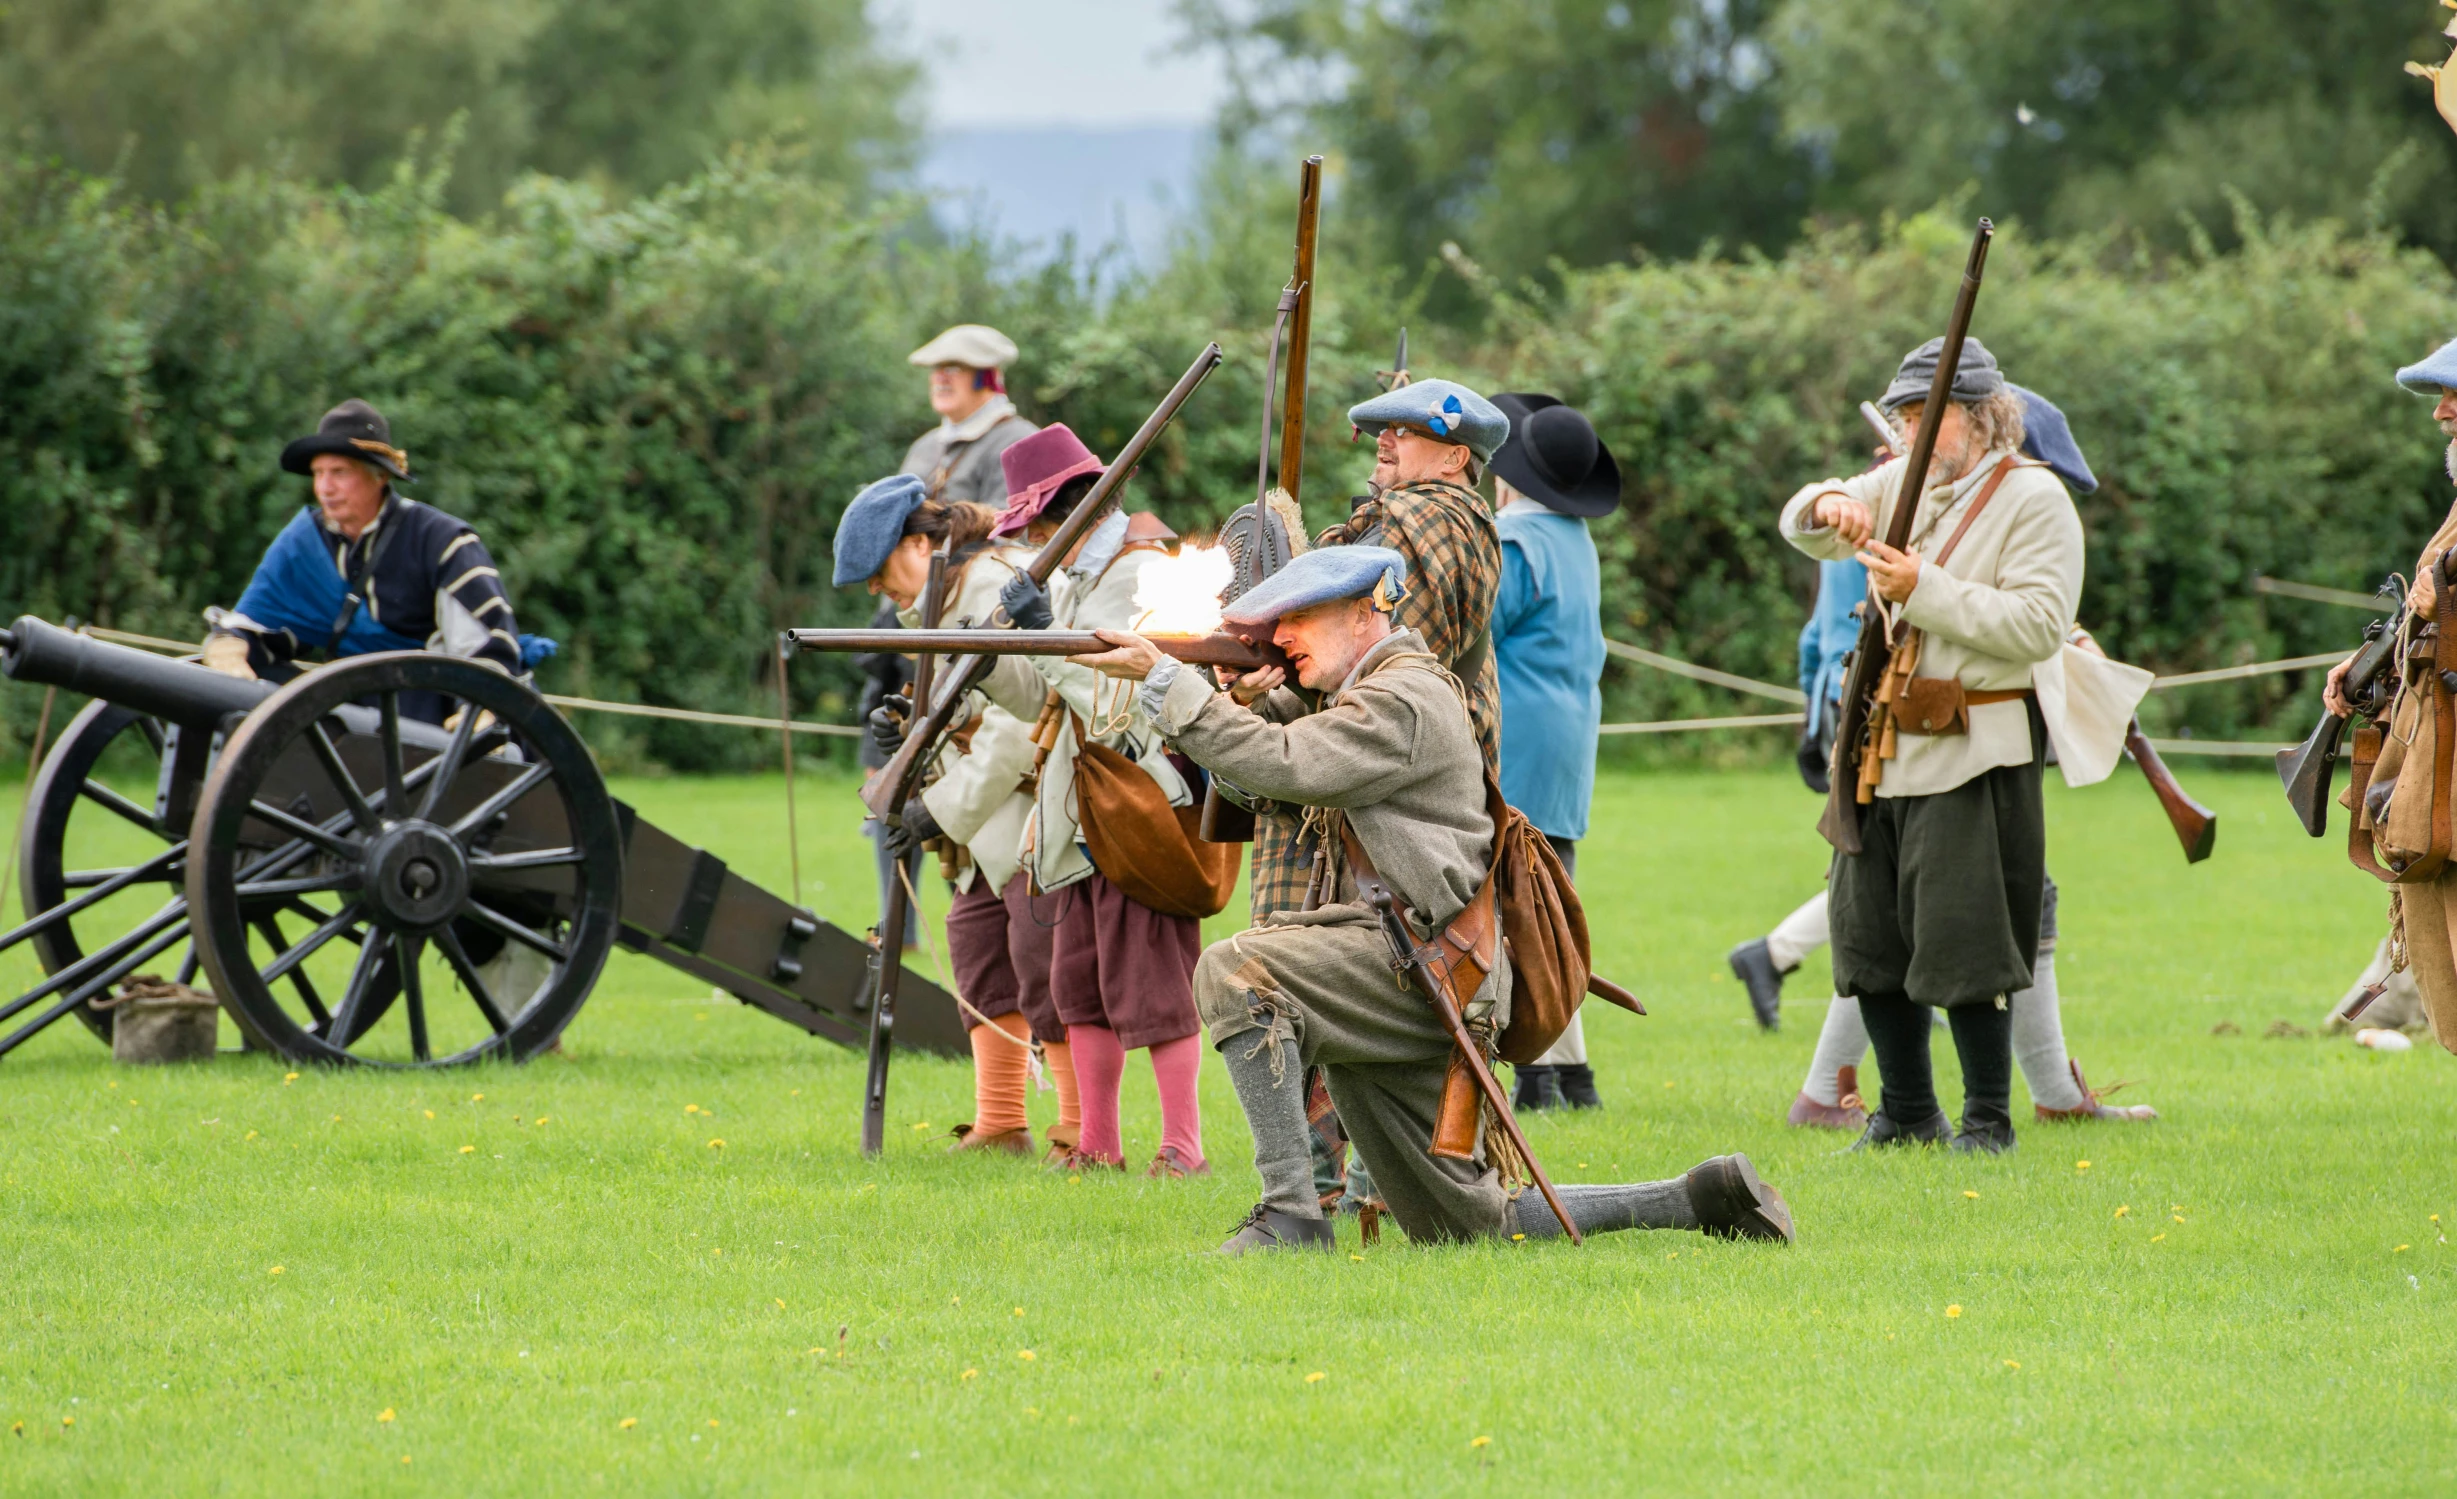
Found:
<box><xmin>1068</xmin><ymin>1024</ymin><xmax>1127</xmax><ymax>1164</ymax></box>
<box><xmin>1148</xmin><ymin>1032</ymin><xmax>1206</xmax><ymax>1170</ymax></box>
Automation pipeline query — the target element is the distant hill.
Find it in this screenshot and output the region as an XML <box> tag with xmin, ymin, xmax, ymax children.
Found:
<box><xmin>919</xmin><ymin>123</ymin><xmax>1203</xmax><ymax>269</ymax></box>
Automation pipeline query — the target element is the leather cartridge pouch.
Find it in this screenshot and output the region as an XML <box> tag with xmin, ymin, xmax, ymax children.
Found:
<box><xmin>1891</xmin><ymin>681</ymin><xmax>2032</xmax><ymax>737</ymax></box>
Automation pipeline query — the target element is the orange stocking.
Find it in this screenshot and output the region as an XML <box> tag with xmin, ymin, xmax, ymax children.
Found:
<box><xmin>1041</xmin><ymin>1038</ymin><xmax>1081</xmax><ymax>1150</ymax></box>
<box><xmin>969</xmin><ymin>1013</ymin><xmax>1032</xmax><ymax>1136</ymax></box>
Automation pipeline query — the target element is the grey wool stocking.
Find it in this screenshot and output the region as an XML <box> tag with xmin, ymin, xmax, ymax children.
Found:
<box><xmin>1507</xmin><ymin>1181</ymin><xmax>1698</xmax><ymax>1240</ymax></box>
<box><xmin>1217</xmin><ymin>1033</ymin><xmax>1324</xmax><ymax>1219</ymax></box>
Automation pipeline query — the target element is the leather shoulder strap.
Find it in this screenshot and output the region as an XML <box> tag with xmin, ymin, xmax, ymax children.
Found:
<box><xmin>1929</xmin><ymin>455</ymin><xmax>2031</xmax><ymax>569</ymax></box>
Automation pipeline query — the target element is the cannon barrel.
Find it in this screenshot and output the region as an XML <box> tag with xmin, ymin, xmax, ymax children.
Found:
<box><xmin>2</xmin><ymin>615</ymin><xmax>276</xmax><ymax>728</ymax></box>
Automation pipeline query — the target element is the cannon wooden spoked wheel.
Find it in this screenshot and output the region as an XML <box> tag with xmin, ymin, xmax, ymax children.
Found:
<box><xmin>187</xmin><ymin>653</ymin><xmax>624</xmax><ymax>1067</ymax></box>
<box><xmin>11</xmin><ymin>700</ymin><xmax>194</xmax><ymax>1045</ymax></box>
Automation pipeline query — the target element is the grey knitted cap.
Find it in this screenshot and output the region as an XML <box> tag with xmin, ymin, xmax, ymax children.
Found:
<box><xmin>1879</xmin><ymin>335</ymin><xmax>2006</xmax><ymax>411</ymax></box>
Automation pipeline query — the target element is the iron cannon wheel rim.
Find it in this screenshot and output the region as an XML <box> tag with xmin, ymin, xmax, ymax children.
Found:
<box><xmin>186</xmin><ymin>653</ymin><xmax>624</xmax><ymax>1068</ymax></box>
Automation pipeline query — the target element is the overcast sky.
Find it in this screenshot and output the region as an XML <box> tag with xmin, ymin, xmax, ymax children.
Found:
<box><xmin>881</xmin><ymin>0</ymin><xmax>1229</xmax><ymax>130</ymax></box>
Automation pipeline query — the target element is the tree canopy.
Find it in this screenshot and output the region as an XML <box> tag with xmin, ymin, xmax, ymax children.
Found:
<box><xmin>0</xmin><ymin>0</ymin><xmax>918</xmax><ymax>214</ymax></box>
<box><xmin>1185</xmin><ymin>0</ymin><xmax>2457</xmax><ymax>300</ymax></box>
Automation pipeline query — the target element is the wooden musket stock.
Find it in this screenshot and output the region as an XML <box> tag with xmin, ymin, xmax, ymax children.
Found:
<box><xmin>1822</xmin><ymin>219</ymin><xmax>1995</xmax><ymax>855</ymax></box>
<box><xmin>851</xmin><ymin>342</ymin><xmax>1224</xmax><ymax>822</ymax></box>
<box><xmin>789</xmin><ymin>629</ymin><xmax>1290</xmax><ymax>674</ymax></box>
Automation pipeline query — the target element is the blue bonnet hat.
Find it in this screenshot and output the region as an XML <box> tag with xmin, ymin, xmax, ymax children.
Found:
<box><xmin>832</xmin><ymin>473</ymin><xmax>929</xmax><ymax>586</ymax></box>
<box><xmin>1346</xmin><ymin>379</ymin><xmax>1511</xmax><ymax>464</ymax></box>
<box><xmin>1221</xmin><ymin>546</ymin><xmax>1409</xmax><ymax>626</ymax></box>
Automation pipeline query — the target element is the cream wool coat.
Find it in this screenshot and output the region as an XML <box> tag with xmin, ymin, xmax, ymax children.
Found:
<box><xmin>1019</xmin><ymin>513</ymin><xmax>1191</xmax><ymax>894</ymax></box>
<box><xmin>1781</xmin><ymin>450</ymin><xmax>2085</xmax><ymax>798</ymax></box>
<box><xmin>906</xmin><ymin>544</ymin><xmax>1046</xmax><ymax>895</ymax></box>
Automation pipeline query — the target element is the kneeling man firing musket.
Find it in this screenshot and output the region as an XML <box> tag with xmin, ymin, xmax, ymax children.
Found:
<box><xmin>1069</xmin><ymin>546</ymin><xmax>1795</xmax><ymax>1254</ymax></box>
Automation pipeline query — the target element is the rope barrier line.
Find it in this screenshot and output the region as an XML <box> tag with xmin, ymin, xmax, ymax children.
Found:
<box><xmin>1599</xmin><ymin>712</ymin><xmax>1805</xmax><ymax>735</ymax></box>
<box><xmin>2146</xmin><ymin>652</ymin><xmax>2348</xmax><ymax>690</ymax></box>
<box><xmin>36</xmin><ymin>620</ymin><xmax>2337</xmax><ymax>742</ymax></box>
<box><xmin>2253</xmin><ymin>576</ymin><xmax>2393</xmax><ymax>612</ymax></box>
<box><xmin>1602</xmin><ymin>639</ymin><xmax>1806</xmax><ymax>704</ymax></box>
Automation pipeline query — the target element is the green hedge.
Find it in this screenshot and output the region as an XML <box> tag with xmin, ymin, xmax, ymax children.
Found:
<box><xmin>4</xmin><ymin>153</ymin><xmax>2452</xmax><ymax>770</ymax></box>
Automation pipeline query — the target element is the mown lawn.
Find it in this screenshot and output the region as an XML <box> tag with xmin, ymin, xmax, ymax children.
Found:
<box><xmin>0</xmin><ymin>764</ymin><xmax>2448</xmax><ymax>1495</ymax></box>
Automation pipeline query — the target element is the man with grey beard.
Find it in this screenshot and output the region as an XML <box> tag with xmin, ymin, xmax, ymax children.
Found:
<box><xmin>2320</xmin><ymin>338</ymin><xmax>2457</xmax><ymax>1052</ymax></box>
<box><xmin>1781</xmin><ymin>336</ymin><xmax>2085</xmax><ymax>1155</ymax></box>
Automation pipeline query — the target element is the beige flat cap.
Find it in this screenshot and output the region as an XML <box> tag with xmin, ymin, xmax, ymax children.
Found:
<box><xmin>908</xmin><ymin>324</ymin><xmax>1018</xmax><ymax>369</ymax></box>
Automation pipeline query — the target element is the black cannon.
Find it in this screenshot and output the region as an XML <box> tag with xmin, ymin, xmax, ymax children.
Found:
<box><xmin>0</xmin><ymin>616</ymin><xmax>965</xmax><ymax>1068</ymax></box>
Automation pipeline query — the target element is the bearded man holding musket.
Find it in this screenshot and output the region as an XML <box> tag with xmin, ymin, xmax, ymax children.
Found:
<box><xmin>1782</xmin><ymin>337</ymin><xmax>2084</xmax><ymax>1155</ymax></box>
<box><xmin>1072</xmin><ymin>548</ymin><xmax>1795</xmax><ymax>1253</ymax></box>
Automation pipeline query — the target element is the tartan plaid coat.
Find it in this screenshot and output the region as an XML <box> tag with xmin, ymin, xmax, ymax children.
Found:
<box><xmin>1245</xmin><ymin>478</ymin><xmax>1502</xmax><ymax>922</ymax></box>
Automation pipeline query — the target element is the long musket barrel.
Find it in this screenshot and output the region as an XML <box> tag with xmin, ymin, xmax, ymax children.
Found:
<box><xmin>790</xmin><ymin>629</ymin><xmax>1288</xmax><ymax>673</ymax></box>
<box><xmin>1821</xmin><ymin>219</ymin><xmax>1994</xmax><ymax>855</ymax></box>
<box><xmin>1276</xmin><ymin>155</ymin><xmax>1323</xmax><ymax>501</ymax></box>
<box><xmin>853</xmin><ymin>342</ymin><xmax>1224</xmax><ymax>822</ymax></box>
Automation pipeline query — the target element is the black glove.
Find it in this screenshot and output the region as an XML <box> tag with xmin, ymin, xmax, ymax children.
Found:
<box><xmin>999</xmin><ymin>569</ymin><xmax>1053</xmax><ymax>631</ymax></box>
<box><xmin>883</xmin><ymin>793</ymin><xmax>943</xmax><ymax>859</ymax></box>
<box><xmin>867</xmin><ymin>693</ymin><xmax>910</xmax><ymax>758</ymax></box>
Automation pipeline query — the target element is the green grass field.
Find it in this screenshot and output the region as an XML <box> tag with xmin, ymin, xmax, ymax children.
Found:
<box><xmin>1</xmin><ymin>764</ymin><xmax>2449</xmax><ymax>1495</ymax></box>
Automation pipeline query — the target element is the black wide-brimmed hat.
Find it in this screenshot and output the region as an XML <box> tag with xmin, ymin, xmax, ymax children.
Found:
<box><xmin>280</xmin><ymin>399</ymin><xmax>411</xmax><ymax>482</ymax></box>
<box><xmin>1489</xmin><ymin>393</ymin><xmax>1619</xmax><ymax>517</ymax></box>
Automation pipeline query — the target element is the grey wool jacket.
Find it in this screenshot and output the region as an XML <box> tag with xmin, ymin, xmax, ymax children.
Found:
<box><xmin>1149</xmin><ymin>629</ymin><xmax>1494</xmax><ymax>928</ymax></box>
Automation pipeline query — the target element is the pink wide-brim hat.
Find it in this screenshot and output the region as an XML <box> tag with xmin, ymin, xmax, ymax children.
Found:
<box><xmin>992</xmin><ymin>424</ymin><xmax>1106</xmax><ymax>536</ymax></box>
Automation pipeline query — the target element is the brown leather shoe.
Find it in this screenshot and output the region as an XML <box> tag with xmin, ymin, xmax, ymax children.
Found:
<box><xmin>1145</xmin><ymin>1147</ymin><xmax>1211</xmax><ymax>1180</ymax></box>
<box><xmin>1040</xmin><ymin>1125</ymin><xmax>1081</xmax><ymax>1168</ymax></box>
<box><xmin>1058</xmin><ymin>1148</ymin><xmax>1127</xmax><ymax>1173</ymax></box>
<box><xmin>947</xmin><ymin>1123</ymin><xmax>1035</xmax><ymax>1156</ymax></box>
<box><xmin>1786</xmin><ymin>1092</ymin><xmax>1867</xmax><ymax>1130</ymax></box>
<box><xmin>2034</xmin><ymin>1060</ymin><xmax>2157</xmax><ymax>1123</ymax></box>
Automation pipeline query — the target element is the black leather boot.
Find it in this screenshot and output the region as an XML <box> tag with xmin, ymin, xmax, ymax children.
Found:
<box><xmin>1950</xmin><ymin>1113</ymin><xmax>2018</xmax><ymax>1155</ymax></box>
<box><xmin>1557</xmin><ymin>1063</ymin><xmax>1601</xmax><ymax>1109</ymax></box>
<box><xmin>1684</xmin><ymin>1154</ymin><xmax>1796</xmax><ymax>1243</ymax></box>
<box><xmin>1512</xmin><ymin>1065</ymin><xmax>1564</xmax><ymax>1111</ymax></box>
<box><xmin>1726</xmin><ymin>938</ymin><xmax>1788</xmax><ymax>1031</ymax></box>
<box><xmin>1848</xmin><ymin>1110</ymin><xmax>1953</xmax><ymax>1151</ymax></box>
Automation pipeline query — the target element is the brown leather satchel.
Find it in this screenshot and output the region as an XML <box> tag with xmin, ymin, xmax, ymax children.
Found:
<box><xmin>1071</xmin><ymin>734</ymin><xmax>1241</xmax><ymax>918</ymax></box>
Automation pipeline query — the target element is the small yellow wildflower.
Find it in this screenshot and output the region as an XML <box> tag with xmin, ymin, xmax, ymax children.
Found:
<box><xmin>2076</xmin><ymin>1160</ymin><xmax>2092</xmax><ymax>1171</ymax></box>
<box><xmin>2172</xmin><ymin>1214</ymin><xmax>2185</xmax><ymax>1224</ymax></box>
<box><xmin>1305</xmin><ymin>1372</ymin><xmax>1325</xmax><ymax>1384</ymax></box>
<box><xmin>1945</xmin><ymin>1305</ymin><xmax>1962</xmax><ymax>1319</ymax></box>
<box><xmin>961</xmin><ymin>1369</ymin><xmax>979</xmax><ymax>1381</ymax></box>
<box><xmin>283</xmin><ymin>1072</ymin><xmax>298</xmax><ymax>1084</ymax></box>
<box><xmin>1511</xmin><ymin>1233</ymin><xmax>1526</xmax><ymax>1242</ymax></box>
<box><xmin>1013</xmin><ymin>1307</ymin><xmax>1025</xmax><ymax>1317</ymax></box>
<box><xmin>2152</xmin><ymin>1233</ymin><xmax>2167</xmax><ymax>1242</ymax></box>
<box><xmin>534</xmin><ymin>1116</ymin><xmax>548</xmax><ymax>1126</ymax></box>
<box><xmin>708</xmin><ymin>1138</ymin><xmax>725</xmax><ymax>1149</ymax></box>
<box><xmin>423</xmin><ymin>1110</ymin><xmax>434</xmax><ymax>1120</ymax></box>
<box><xmin>458</xmin><ymin>1145</ymin><xmax>475</xmax><ymax>1155</ymax></box>
<box><xmin>1018</xmin><ymin>1350</ymin><xmax>1036</xmax><ymax>1362</ymax></box>
<box><xmin>912</xmin><ymin>1122</ymin><xmax>931</xmax><ymax>1132</ymax></box>
<box><xmin>775</xmin><ymin>1298</ymin><xmax>787</xmax><ymax>1309</ymax></box>
<box><xmin>1350</xmin><ymin>1254</ymin><xmax>1365</xmax><ymax>1262</ymax></box>
<box><xmin>686</xmin><ymin>1104</ymin><xmax>701</xmax><ymax>1115</ymax></box>
<box><xmin>62</xmin><ymin>1416</ymin><xmax>73</xmax><ymax>1428</ymax></box>
<box><xmin>244</xmin><ymin>1131</ymin><xmax>259</xmax><ymax>1141</ymax></box>
<box><xmin>2114</xmin><ymin>1205</ymin><xmax>2130</xmax><ymax>1217</ymax></box>
<box><xmin>1963</xmin><ymin>1190</ymin><xmax>1980</xmax><ymax>1200</ymax></box>
<box><xmin>707</xmin><ymin>1419</ymin><xmax>720</xmax><ymax>1429</ymax></box>
<box><xmin>1470</xmin><ymin>1435</ymin><xmax>1492</xmax><ymax>1449</ymax></box>
<box><xmin>2003</xmin><ymin>1360</ymin><xmax>2021</xmax><ymax>1370</ymax></box>
<box><xmin>2396</xmin><ymin>1244</ymin><xmax>2412</xmax><ymax>1253</ymax></box>
<box><xmin>378</xmin><ymin>1408</ymin><xmax>395</xmax><ymax>1424</ymax></box>
<box><xmin>619</xmin><ymin>1418</ymin><xmax>637</xmax><ymax>1429</ymax></box>
<box><xmin>711</xmin><ymin>1248</ymin><xmax>722</xmax><ymax>1257</ymax></box>
<box><xmin>400</xmin><ymin>1456</ymin><xmax>411</xmax><ymax>1466</ymax></box>
<box><xmin>470</xmin><ymin>1093</ymin><xmax>483</xmax><ymax>1103</ymax></box>
<box><xmin>330</xmin><ymin>1115</ymin><xmax>342</xmax><ymax>1123</ymax></box>
<box><xmin>268</xmin><ymin>1265</ymin><xmax>285</xmax><ymax>1276</ymax></box>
